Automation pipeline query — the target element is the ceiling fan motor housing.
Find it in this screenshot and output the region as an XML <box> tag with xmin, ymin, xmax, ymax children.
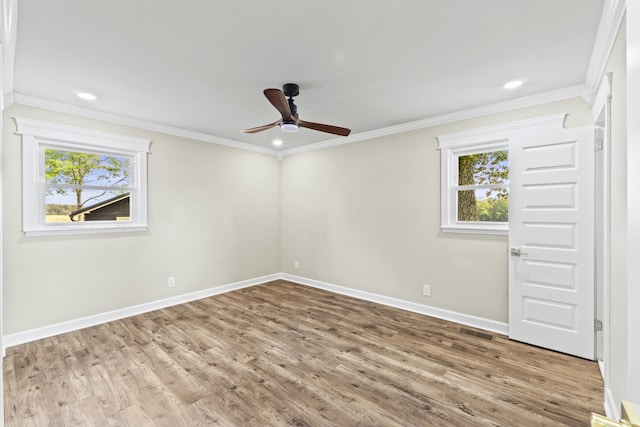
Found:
<box><xmin>241</xmin><ymin>82</ymin><xmax>350</xmax><ymax>136</ymax></box>
<box><xmin>283</xmin><ymin>83</ymin><xmax>299</xmax><ymax>98</ymax></box>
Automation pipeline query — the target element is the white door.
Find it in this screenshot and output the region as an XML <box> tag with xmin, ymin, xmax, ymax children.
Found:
<box><xmin>508</xmin><ymin>126</ymin><xmax>595</xmax><ymax>360</ymax></box>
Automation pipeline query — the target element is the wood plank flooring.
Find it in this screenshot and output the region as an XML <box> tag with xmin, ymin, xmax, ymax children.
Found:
<box><xmin>4</xmin><ymin>280</ymin><xmax>603</xmax><ymax>426</ymax></box>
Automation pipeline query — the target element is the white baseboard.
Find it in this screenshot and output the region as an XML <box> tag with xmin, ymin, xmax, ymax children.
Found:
<box><xmin>3</xmin><ymin>273</ymin><xmax>280</xmax><ymax>352</ymax></box>
<box><xmin>599</xmin><ymin>360</ymin><xmax>617</xmax><ymax>419</ymax></box>
<box><xmin>280</xmin><ymin>273</ymin><xmax>509</xmax><ymax>336</ymax></box>
<box><xmin>3</xmin><ymin>272</ymin><xmax>509</xmax><ymax>354</ymax></box>
<box><xmin>604</xmin><ymin>387</ymin><xmax>619</xmax><ymax>420</ymax></box>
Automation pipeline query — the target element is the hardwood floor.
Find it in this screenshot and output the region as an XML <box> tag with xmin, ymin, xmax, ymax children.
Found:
<box><xmin>4</xmin><ymin>280</ymin><xmax>603</xmax><ymax>426</ymax></box>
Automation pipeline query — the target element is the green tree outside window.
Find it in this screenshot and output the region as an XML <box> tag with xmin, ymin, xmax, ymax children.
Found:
<box><xmin>457</xmin><ymin>150</ymin><xmax>508</xmax><ymax>222</ymax></box>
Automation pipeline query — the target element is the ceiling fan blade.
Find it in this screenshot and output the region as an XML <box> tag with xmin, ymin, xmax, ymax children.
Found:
<box><xmin>264</xmin><ymin>88</ymin><xmax>292</xmax><ymax>120</ymax></box>
<box><xmin>298</xmin><ymin>119</ymin><xmax>351</xmax><ymax>137</ymax></box>
<box><xmin>240</xmin><ymin>119</ymin><xmax>281</xmax><ymax>134</ymax></box>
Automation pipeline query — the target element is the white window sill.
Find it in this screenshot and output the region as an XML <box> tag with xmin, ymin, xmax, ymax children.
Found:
<box><xmin>441</xmin><ymin>225</ymin><xmax>508</xmax><ymax>236</ymax></box>
<box><xmin>25</xmin><ymin>224</ymin><xmax>147</xmax><ymax>237</ymax></box>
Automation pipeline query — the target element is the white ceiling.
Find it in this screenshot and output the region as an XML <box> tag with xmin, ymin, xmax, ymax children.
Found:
<box><xmin>11</xmin><ymin>1</ymin><xmax>604</xmax><ymax>152</ymax></box>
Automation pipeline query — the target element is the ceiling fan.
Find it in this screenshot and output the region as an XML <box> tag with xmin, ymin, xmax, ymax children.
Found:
<box><xmin>241</xmin><ymin>83</ymin><xmax>351</xmax><ymax>137</ymax></box>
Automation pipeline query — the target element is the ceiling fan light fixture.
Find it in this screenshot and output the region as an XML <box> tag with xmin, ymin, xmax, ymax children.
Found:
<box><xmin>280</xmin><ymin>120</ymin><xmax>299</xmax><ymax>133</ymax></box>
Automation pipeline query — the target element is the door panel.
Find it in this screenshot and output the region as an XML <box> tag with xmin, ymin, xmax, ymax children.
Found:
<box><xmin>522</xmin><ymin>259</ymin><xmax>576</xmax><ymax>289</ymax></box>
<box><xmin>523</xmin><ymin>183</ymin><xmax>576</xmax><ymax>209</ymax></box>
<box><xmin>522</xmin><ymin>297</ymin><xmax>576</xmax><ymax>329</ymax></box>
<box><xmin>522</xmin><ymin>142</ymin><xmax>576</xmax><ymax>170</ymax></box>
<box><xmin>509</xmin><ymin>126</ymin><xmax>594</xmax><ymax>359</ymax></box>
<box><xmin>522</xmin><ymin>222</ymin><xmax>576</xmax><ymax>248</ymax></box>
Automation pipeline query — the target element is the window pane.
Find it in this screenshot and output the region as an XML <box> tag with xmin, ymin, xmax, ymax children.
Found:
<box><xmin>457</xmin><ymin>189</ymin><xmax>479</xmax><ymax>221</ymax></box>
<box><xmin>457</xmin><ymin>189</ymin><xmax>509</xmax><ymax>222</ymax></box>
<box><xmin>458</xmin><ymin>150</ymin><xmax>509</xmax><ymax>186</ymax></box>
<box><xmin>45</xmin><ymin>189</ymin><xmax>130</xmax><ymax>223</ymax></box>
<box><xmin>45</xmin><ymin>148</ymin><xmax>131</xmax><ymax>187</ymax></box>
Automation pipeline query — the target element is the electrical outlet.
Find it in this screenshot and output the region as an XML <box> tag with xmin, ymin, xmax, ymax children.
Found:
<box><xmin>422</xmin><ymin>284</ymin><xmax>431</xmax><ymax>296</ymax></box>
<box><xmin>294</xmin><ymin>261</ymin><xmax>299</xmax><ymax>270</ymax></box>
<box><xmin>168</xmin><ymin>276</ymin><xmax>176</xmax><ymax>288</ymax></box>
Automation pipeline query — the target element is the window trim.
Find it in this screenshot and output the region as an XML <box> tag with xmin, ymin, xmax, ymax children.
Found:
<box><xmin>440</xmin><ymin>140</ymin><xmax>510</xmax><ymax>235</ymax></box>
<box><xmin>15</xmin><ymin>117</ymin><xmax>151</xmax><ymax>237</ymax></box>
<box><xmin>437</xmin><ymin>114</ymin><xmax>566</xmax><ymax>235</ymax></box>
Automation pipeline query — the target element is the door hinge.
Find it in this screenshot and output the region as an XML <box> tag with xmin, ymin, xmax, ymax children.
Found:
<box><xmin>595</xmin><ymin>319</ymin><xmax>603</xmax><ymax>332</ymax></box>
<box><xmin>595</xmin><ymin>128</ymin><xmax>604</xmax><ymax>151</ymax></box>
<box><xmin>594</xmin><ymin>140</ymin><xmax>604</xmax><ymax>151</ymax></box>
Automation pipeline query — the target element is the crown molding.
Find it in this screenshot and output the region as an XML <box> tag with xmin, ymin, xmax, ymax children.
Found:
<box><xmin>279</xmin><ymin>85</ymin><xmax>584</xmax><ymax>157</ymax></box>
<box><xmin>584</xmin><ymin>0</ymin><xmax>626</xmax><ymax>91</ymax></box>
<box><xmin>12</xmin><ymin>83</ymin><xmax>584</xmax><ymax>159</ymax></box>
<box><xmin>11</xmin><ymin>93</ymin><xmax>279</xmax><ymax>156</ymax></box>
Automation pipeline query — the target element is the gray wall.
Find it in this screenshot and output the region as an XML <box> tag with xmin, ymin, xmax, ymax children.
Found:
<box><xmin>280</xmin><ymin>97</ymin><xmax>593</xmax><ymax>323</ymax></box>
<box><xmin>3</xmin><ymin>104</ymin><xmax>281</xmax><ymax>334</ymax></box>
<box><xmin>2</xmin><ymin>98</ymin><xmax>596</xmax><ymax>338</ymax></box>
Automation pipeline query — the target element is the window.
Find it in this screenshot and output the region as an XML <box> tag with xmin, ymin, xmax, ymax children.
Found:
<box><xmin>15</xmin><ymin>117</ymin><xmax>151</xmax><ymax>236</ymax></box>
<box><xmin>456</xmin><ymin>147</ymin><xmax>509</xmax><ymax>221</ymax></box>
<box><xmin>440</xmin><ymin>141</ymin><xmax>509</xmax><ymax>235</ymax></box>
<box><xmin>437</xmin><ymin>114</ymin><xmax>567</xmax><ymax>235</ymax></box>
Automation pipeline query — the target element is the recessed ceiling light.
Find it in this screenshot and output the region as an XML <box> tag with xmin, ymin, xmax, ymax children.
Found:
<box><xmin>272</xmin><ymin>139</ymin><xmax>283</xmax><ymax>147</ymax></box>
<box><xmin>76</xmin><ymin>91</ymin><xmax>97</xmax><ymax>101</ymax></box>
<box><xmin>503</xmin><ymin>80</ymin><xmax>523</xmax><ymax>89</ymax></box>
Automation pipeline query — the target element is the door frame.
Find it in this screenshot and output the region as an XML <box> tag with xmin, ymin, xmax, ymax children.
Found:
<box><xmin>592</xmin><ymin>73</ymin><xmax>612</xmax><ymax>378</ymax></box>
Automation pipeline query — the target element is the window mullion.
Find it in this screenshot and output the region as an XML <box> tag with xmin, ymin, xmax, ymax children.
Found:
<box><xmin>45</xmin><ymin>183</ymin><xmax>133</xmax><ymax>192</ymax></box>
<box><xmin>453</xmin><ymin>184</ymin><xmax>509</xmax><ymax>192</ymax></box>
